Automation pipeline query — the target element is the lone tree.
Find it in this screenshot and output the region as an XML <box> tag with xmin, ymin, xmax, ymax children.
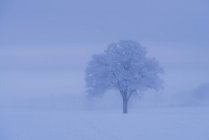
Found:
<box><xmin>85</xmin><ymin>40</ymin><xmax>163</xmax><ymax>113</ymax></box>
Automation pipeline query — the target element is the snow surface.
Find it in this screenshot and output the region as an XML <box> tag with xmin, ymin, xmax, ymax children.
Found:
<box><xmin>0</xmin><ymin>107</ymin><xmax>209</xmax><ymax>140</ymax></box>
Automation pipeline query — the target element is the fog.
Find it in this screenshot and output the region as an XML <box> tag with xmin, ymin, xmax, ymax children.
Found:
<box><xmin>1</xmin><ymin>1</ymin><xmax>209</xmax><ymax>140</ymax></box>
<box><xmin>0</xmin><ymin>0</ymin><xmax>209</xmax><ymax>109</ymax></box>
<box><xmin>0</xmin><ymin>43</ymin><xmax>209</xmax><ymax>109</ymax></box>
<box><xmin>1</xmin><ymin>0</ymin><xmax>209</xmax><ymax>45</ymax></box>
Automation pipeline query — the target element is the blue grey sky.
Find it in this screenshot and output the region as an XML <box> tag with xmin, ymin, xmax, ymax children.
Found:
<box><xmin>0</xmin><ymin>0</ymin><xmax>209</xmax><ymax>107</ymax></box>
<box><xmin>1</xmin><ymin>0</ymin><xmax>209</xmax><ymax>45</ymax></box>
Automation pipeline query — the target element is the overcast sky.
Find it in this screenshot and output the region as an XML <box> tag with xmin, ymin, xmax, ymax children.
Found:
<box><xmin>0</xmin><ymin>0</ymin><xmax>209</xmax><ymax>106</ymax></box>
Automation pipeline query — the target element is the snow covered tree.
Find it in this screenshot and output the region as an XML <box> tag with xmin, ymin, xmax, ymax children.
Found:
<box><xmin>85</xmin><ymin>40</ymin><xmax>163</xmax><ymax>113</ymax></box>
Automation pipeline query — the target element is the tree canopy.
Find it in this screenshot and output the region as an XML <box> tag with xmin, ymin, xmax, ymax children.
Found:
<box><xmin>85</xmin><ymin>40</ymin><xmax>163</xmax><ymax>113</ymax></box>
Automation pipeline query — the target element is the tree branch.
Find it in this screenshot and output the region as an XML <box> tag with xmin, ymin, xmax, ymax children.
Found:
<box><xmin>127</xmin><ymin>89</ymin><xmax>136</xmax><ymax>101</ymax></box>
<box><xmin>111</xmin><ymin>71</ymin><xmax>124</xmax><ymax>97</ymax></box>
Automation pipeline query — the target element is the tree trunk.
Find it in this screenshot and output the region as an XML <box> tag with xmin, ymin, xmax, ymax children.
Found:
<box><xmin>123</xmin><ymin>96</ymin><xmax>128</xmax><ymax>114</ymax></box>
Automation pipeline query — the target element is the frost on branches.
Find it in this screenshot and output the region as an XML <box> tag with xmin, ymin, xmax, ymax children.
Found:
<box><xmin>85</xmin><ymin>40</ymin><xmax>163</xmax><ymax>113</ymax></box>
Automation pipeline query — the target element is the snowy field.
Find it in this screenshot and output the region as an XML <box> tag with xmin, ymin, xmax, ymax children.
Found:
<box><xmin>0</xmin><ymin>107</ymin><xmax>209</xmax><ymax>140</ymax></box>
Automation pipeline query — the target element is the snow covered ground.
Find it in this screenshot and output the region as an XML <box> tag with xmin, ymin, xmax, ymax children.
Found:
<box><xmin>0</xmin><ymin>107</ymin><xmax>209</xmax><ymax>140</ymax></box>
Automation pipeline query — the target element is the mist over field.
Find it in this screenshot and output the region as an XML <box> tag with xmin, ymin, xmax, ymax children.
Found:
<box><xmin>0</xmin><ymin>44</ymin><xmax>209</xmax><ymax>110</ymax></box>
<box><xmin>0</xmin><ymin>0</ymin><xmax>209</xmax><ymax>139</ymax></box>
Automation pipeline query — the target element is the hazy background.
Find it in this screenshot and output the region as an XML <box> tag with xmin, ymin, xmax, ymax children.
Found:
<box><xmin>0</xmin><ymin>0</ymin><xmax>209</xmax><ymax>109</ymax></box>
